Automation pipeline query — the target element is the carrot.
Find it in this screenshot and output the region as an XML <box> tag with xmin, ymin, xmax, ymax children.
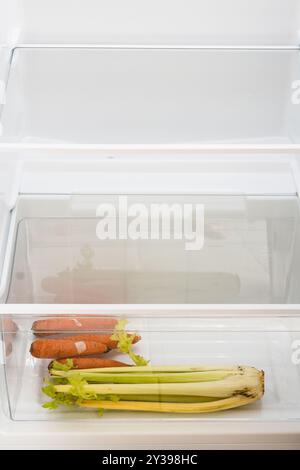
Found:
<box><xmin>32</xmin><ymin>317</ymin><xmax>118</xmax><ymax>336</ymax></box>
<box><xmin>99</xmin><ymin>333</ymin><xmax>141</xmax><ymax>349</ymax></box>
<box><xmin>30</xmin><ymin>338</ymin><xmax>108</xmax><ymax>359</ymax></box>
<box><xmin>56</xmin><ymin>333</ymin><xmax>141</xmax><ymax>350</ymax></box>
<box><xmin>48</xmin><ymin>357</ymin><xmax>131</xmax><ymax>370</ymax></box>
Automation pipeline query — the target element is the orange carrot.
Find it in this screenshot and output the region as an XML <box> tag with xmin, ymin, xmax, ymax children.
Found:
<box><xmin>48</xmin><ymin>357</ymin><xmax>131</xmax><ymax>370</ymax></box>
<box><xmin>30</xmin><ymin>338</ymin><xmax>108</xmax><ymax>359</ymax></box>
<box><xmin>56</xmin><ymin>333</ymin><xmax>141</xmax><ymax>350</ymax></box>
<box><xmin>32</xmin><ymin>317</ymin><xmax>118</xmax><ymax>336</ymax></box>
<box><xmin>100</xmin><ymin>333</ymin><xmax>141</xmax><ymax>349</ymax></box>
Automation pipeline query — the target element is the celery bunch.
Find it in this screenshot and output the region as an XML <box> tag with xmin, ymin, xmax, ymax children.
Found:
<box><xmin>42</xmin><ymin>364</ymin><xmax>264</xmax><ymax>414</ymax></box>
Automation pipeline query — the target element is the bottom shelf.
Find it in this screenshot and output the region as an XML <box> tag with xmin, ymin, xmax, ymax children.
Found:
<box><xmin>1</xmin><ymin>315</ymin><xmax>300</xmax><ymax>422</ymax></box>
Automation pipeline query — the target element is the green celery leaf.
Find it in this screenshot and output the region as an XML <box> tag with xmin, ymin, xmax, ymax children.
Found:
<box><xmin>51</xmin><ymin>359</ymin><xmax>75</xmax><ymax>371</ymax></box>
<box><xmin>42</xmin><ymin>401</ymin><xmax>59</xmax><ymax>409</ymax></box>
<box><xmin>68</xmin><ymin>374</ymin><xmax>97</xmax><ymax>400</ymax></box>
<box><xmin>42</xmin><ymin>382</ymin><xmax>57</xmax><ymax>399</ymax></box>
<box><xmin>115</xmin><ymin>319</ymin><xmax>128</xmax><ymax>331</ymax></box>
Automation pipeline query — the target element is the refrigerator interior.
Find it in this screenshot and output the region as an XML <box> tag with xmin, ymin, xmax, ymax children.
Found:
<box><xmin>1</xmin><ymin>313</ymin><xmax>300</xmax><ymax>423</ymax></box>
<box><xmin>0</xmin><ymin>45</ymin><xmax>299</xmax><ymax>305</ymax></box>
<box><xmin>1</xmin><ymin>0</ymin><xmax>300</xmax><ymax>449</ymax></box>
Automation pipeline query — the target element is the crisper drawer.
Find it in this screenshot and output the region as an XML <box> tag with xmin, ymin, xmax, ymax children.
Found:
<box><xmin>2</xmin><ymin>193</ymin><xmax>300</xmax><ymax>305</ymax></box>
<box><xmin>1</xmin><ymin>313</ymin><xmax>300</xmax><ymax>423</ymax></box>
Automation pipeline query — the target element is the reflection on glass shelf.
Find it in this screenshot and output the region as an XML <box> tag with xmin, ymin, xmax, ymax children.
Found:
<box><xmin>7</xmin><ymin>195</ymin><xmax>300</xmax><ymax>304</ymax></box>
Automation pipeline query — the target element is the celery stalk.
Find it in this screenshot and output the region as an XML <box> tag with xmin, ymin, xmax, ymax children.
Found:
<box><xmin>54</xmin><ymin>372</ymin><xmax>263</xmax><ymax>398</ymax></box>
<box><xmin>43</xmin><ymin>365</ymin><xmax>264</xmax><ymax>414</ymax></box>
<box><xmin>51</xmin><ymin>370</ymin><xmax>234</xmax><ymax>384</ymax></box>
<box><xmin>106</xmin><ymin>394</ymin><xmax>223</xmax><ymax>403</ymax></box>
<box><xmin>51</xmin><ymin>365</ymin><xmax>243</xmax><ymax>375</ymax></box>
<box><xmin>79</xmin><ymin>395</ymin><xmax>261</xmax><ymax>413</ymax></box>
